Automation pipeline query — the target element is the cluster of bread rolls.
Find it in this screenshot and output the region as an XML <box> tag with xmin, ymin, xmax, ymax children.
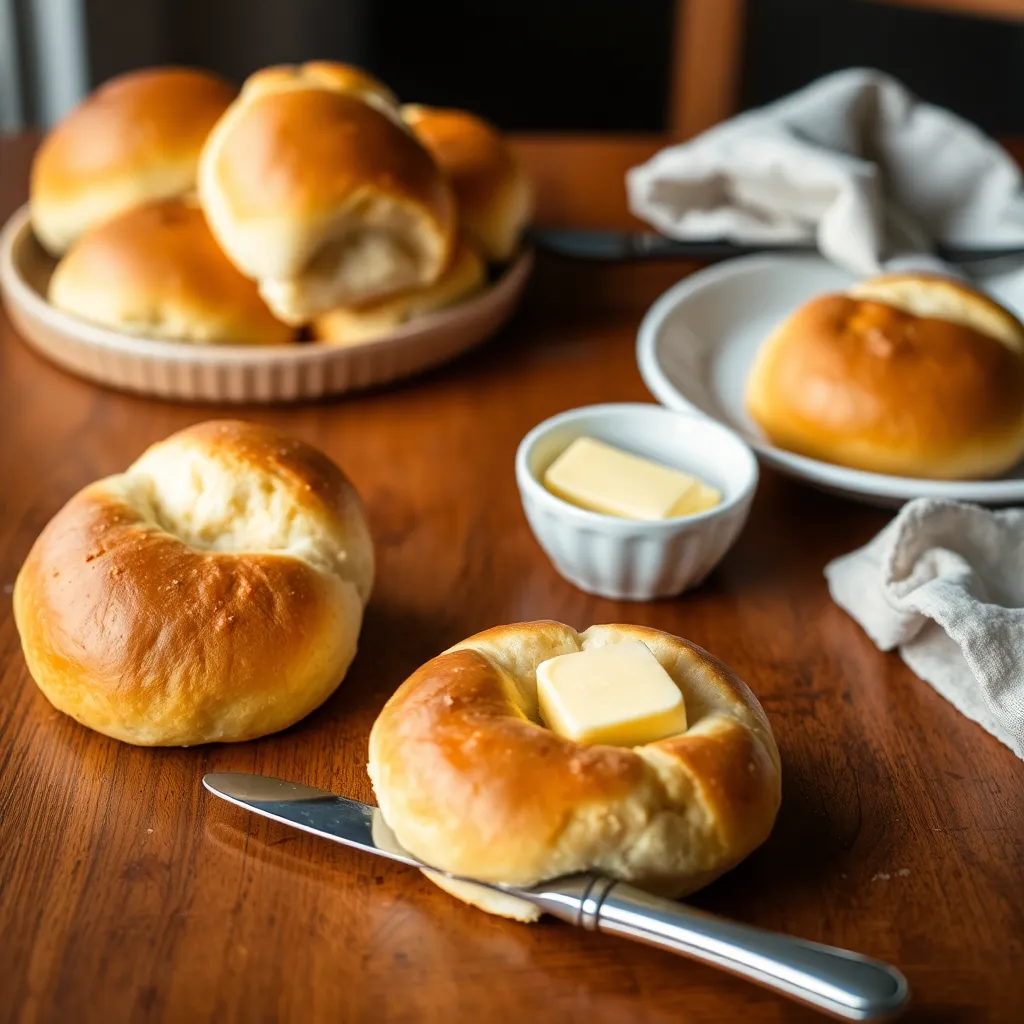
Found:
<box><xmin>30</xmin><ymin>64</ymin><xmax>532</xmax><ymax>347</ymax></box>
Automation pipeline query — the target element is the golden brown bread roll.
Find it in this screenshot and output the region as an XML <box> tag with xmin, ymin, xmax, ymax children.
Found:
<box><xmin>198</xmin><ymin>66</ymin><xmax>455</xmax><ymax>325</ymax></box>
<box><xmin>14</xmin><ymin>421</ymin><xmax>374</xmax><ymax>746</ymax></box>
<box><xmin>30</xmin><ymin>67</ymin><xmax>235</xmax><ymax>255</ymax></box>
<box><xmin>241</xmin><ymin>61</ymin><xmax>398</xmax><ymax>113</ymax></box>
<box><xmin>745</xmin><ymin>274</ymin><xmax>1024</xmax><ymax>479</ymax></box>
<box><xmin>402</xmin><ymin>105</ymin><xmax>532</xmax><ymax>262</ymax></box>
<box><xmin>311</xmin><ymin>236</ymin><xmax>485</xmax><ymax>345</ymax></box>
<box><xmin>368</xmin><ymin>621</ymin><xmax>781</xmax><ymax>921</ymax></box>
<box><xmin>48</xmin><ymin>199</ymin><xmax>295</xmax><ymax>344</ymax></box>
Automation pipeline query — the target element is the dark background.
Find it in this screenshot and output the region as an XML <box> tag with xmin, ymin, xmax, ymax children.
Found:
<box><xmin>74</xmin><ymin>0</ymin><xmax>1023</xmax><ymax>134</ymax></box>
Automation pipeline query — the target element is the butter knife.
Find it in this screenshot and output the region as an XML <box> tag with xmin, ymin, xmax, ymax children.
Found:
<box><xmin>531</xmin><ymin>227</ymin><xmax>1024</xmax><ymax>265</ymax></box>
<box><xmin>204</xmin><ymin>773</ymin><xmax>908</xmax><ymax>1020</ymax></box>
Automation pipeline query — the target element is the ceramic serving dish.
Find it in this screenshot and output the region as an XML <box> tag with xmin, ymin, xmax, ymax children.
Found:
<box><xmin>0</xmin><ymin>204</ymin><xmax>532</xmax><ymax>403</ymax></box>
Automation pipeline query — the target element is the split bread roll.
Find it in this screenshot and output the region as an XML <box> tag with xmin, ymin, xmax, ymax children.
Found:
<box><xmin>31</xmin><ymin>67</ymin><xmax>235</xmax><ymax>255</ymax></box>
<box><xmin>48</xmin><ymin>199</ymin><xmax>295</xmax><ymax>344</ymax></box>
<box><xmin>402</xmin><ymin>105</ymin><xmax>532</xmax><ymax>262</ymax></box>
<box><xmin>14</xmin><ymin>421</ymin><xmax>374</xmax><ymax>746</ymax></box>
<box><xmin>199</xmin><ymin>62</ymin><xmax>456</xmax><ymax>324</ymax></box>
<box><xmin>368</xmin><ymin>621</ymin><xmax>781</xmax><ymax>921</ymax></box>
<box><xmin>311</xmin><ymin>236</ymin><xmax>485</xmax><ymax>345</ymax></box>
<box><xmin>745</xmin><ymin>274</ymin><xmax>1024</xmax><ymax>479</ymax></box>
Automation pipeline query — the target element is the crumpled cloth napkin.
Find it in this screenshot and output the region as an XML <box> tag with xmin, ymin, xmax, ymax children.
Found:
<box><xmin>825</xmin><ymin>499</ymin><xmax>1024</xmax><ymax>759</ymax></box>
<box><xmin>627</xmin><ymin>68</ymin><xmax>1024</xmax><ymax>276</ymax></box>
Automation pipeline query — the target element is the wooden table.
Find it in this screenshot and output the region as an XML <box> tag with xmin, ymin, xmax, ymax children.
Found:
<box><xmin>1</xmin><ymin>133</ymin><xmax>1022</xmax><ymax>1024</ymax></box>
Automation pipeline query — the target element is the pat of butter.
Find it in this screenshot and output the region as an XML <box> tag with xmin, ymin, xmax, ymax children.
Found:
<box><xmin>537</xmin><ymin>640</ymin><xmax>687</xmax><ymax>747</ymax></box>
<box><xmin>543</xmin><ymin>437</ymin><xmax>721</xmax><ymax>520</ymax></box>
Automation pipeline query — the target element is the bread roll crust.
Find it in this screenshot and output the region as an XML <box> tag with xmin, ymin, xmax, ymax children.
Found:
<box><xmin>402</xmin><ymin>105</ymin><xmax>531</xmax><ymax>262</ymax></box>
<box><xmin>368</xmin><ymin>621</ymin><xmax>780</xmax><ymax>918</ymax></box>
<box><xmin>209</xmin><ymin>89</ymin><xmax>445</xmax><ymax>224</ymax></box>
<box><xmin>48</xmin><ymin>199</ymin><xmax>295</xmax><ymax>344</ymax></box>
<box><xmin>849</xmin><ymin>273</ymin><xmax>1024</xmax><ymax>353</ymax></box>
<box><xmin>14</xmin><ymin>421</ymin><xmax>374</xmax><ymax>746</ymax></box>
<box><xmin>30</xmin><ymin>67</ymin><xmax>235</xmax><ymax>254</ymax></box>
<box><xmin>242</xmin><ymin>61</ymin><xmax>398</xmax><ymax>112</ymax></box>
<box><xmin>745</xmin><ymin>275</ymin><xmax>1024</xmax><ymax>479</ymax></box>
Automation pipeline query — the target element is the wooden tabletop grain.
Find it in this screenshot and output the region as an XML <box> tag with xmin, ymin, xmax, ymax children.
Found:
<box><xmin>1</xmin><ymin>133</ymin><xmax>1022</xmax><ymax>1024</ymax></box>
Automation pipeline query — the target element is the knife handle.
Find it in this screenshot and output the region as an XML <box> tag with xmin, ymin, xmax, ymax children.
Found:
<box><xmin>526</xmin><ymin>877</ymin><xmax>908</xmax><ymax>1020</ymax></box>
<box><xmin>635</xmin><ymin>236</ymin><xmax>819</xmax><ymax>261</ymax></box>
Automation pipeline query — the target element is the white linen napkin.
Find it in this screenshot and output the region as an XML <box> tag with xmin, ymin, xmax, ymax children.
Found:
<box><xmin>627</xmin><ymin>68</ymin><xmax>1024</xmax><ymax>277</ymax></box>
<box><xmin>825</xmin><ymin>499</ymin><xmax>1024</xmax><ymax>759</ymax></box>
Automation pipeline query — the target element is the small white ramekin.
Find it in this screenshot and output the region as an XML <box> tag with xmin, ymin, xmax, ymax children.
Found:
<box><xmin>515</xmin><ymin>403</ymin><xmax>759</xmax><ymax>601</ymax></box>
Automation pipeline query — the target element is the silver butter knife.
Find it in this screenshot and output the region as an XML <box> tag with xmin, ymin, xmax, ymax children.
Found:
<box><xmin>203</xmin><ymin>773</ymin><xmax>909</xmax><ymax>1021</ymax></box>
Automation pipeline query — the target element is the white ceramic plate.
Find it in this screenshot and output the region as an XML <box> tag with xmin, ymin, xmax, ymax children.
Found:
<box><xmin>0</xmin><ymin>204</ymin><xmax>532</xmax><ymax>403</ymax></box>
<box><xmin>637</xmin><ymin>253</ymin><xmax>1024</xmax><ymax>506</ymax></box>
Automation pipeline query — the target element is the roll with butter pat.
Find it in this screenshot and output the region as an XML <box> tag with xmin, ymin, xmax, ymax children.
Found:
<box><xmin>368</xmin><ymin>621</ymin><xmax>781</xmax><ymax>921</ymax></box>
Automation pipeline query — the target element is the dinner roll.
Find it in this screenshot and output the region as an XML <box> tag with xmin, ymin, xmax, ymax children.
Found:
<box><xmin>198</xmin><ymin>71</ymin><xmax>455</xmax><ymax>324</ymax></box>
<box><xmin>745</xmin><ymin>274</ymin><xmax>1024</xmax><ymax>479</ymax></box>
<box><xmin>368</xmin><ymin>621</ymin><xmax>781</xmax><ymax>921</ymax></box>
<box><xmin>241</xmin><ymin>61</ymin><xmax>398</xmax><ymax>114</ymax></box>
<box><xmin>311</xmin><ymin>236</ymin><xmax>485</xmax><ymax>345</ymax></box>
<box><xmin>31</xmin><ymin>67</ymin><xmax>235</xmax><ymax>255</ymax></box>
<box><xmin>402</xmin><ymin>105</ymin><xmax>532</xmax><ymax>262</ymax></box>
<box><xmin>48</xmin><ymin>199</ymin><xmax>295</xmax><ymax>344</ymax></box>
<box><xmin>14</xmin><ymin>421</ymin><xmax>374</xmax><ymax>746</ymax></box>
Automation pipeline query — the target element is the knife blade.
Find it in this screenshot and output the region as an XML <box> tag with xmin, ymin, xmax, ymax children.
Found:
<box><xmin>531</xmin><ymin>227</ymin><xmax>1024</xmax><ymax>265</ymax></box>
<box><xmin>203</xmin><ymin>773</ymin><xmax>909</xmax><ymax>1021</ymax></box>
<box><xmin>203</xmin><ymin>771</ymin><xmax>425</xmax><ymax>870</ymax></box>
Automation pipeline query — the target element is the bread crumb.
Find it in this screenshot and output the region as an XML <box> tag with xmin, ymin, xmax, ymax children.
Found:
<box><xmin>871</xmin><ymin>872</ymin><xmax>891</xmax><ymax>882</ymax></box>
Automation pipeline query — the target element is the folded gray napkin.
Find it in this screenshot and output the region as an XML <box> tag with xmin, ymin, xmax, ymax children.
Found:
<box><xmin>825</xmin><ymin>499</ymin><xmax>1024</xmax><ymax>759</ymax></box>
<box><xmin>627</xmin><ymin>68</ymin><xmax>1024</xmax><ymax>276</ymax></box>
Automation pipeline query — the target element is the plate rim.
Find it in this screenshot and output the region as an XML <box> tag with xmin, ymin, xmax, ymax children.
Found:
<box><xmin>636</xmin><ymin>251</ymin><xmax>1024</xmax><ymax>504</ymax></box>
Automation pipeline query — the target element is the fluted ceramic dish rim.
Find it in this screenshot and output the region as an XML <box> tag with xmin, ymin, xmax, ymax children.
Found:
<box><xmin>0</xmin><ymin>203</ymin><xmax>533</xmax><ymax>399</ymax></box>
<box><xmin>515</xmin><ymin>402</ymin><xmax>759</xmax><ymax>534</ymax></box>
